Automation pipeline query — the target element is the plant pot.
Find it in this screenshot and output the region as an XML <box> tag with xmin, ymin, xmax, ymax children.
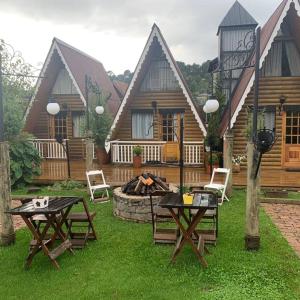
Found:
<box><xmin>133</xmin><ymin>155</ymin><xmax>142</xmax><ymax>168</ymax></box>
<box><xmin>205</xmin><ymin>164</ymin><xmax>219</xmax><ymax>174</ymax></box>
<box><xmin>95</xmin><ymin>147</ymin><xmax>110</xmax><ymax>165</ymax></box>
<box><xmin>232</xmin><ymin>164</ymin><xmax>241</xmax><ymax>173</ymax></box>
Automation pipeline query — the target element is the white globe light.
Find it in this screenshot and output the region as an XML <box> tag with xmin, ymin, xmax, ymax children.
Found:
<box><xmin>203</xmin><ymin>104</ymin><xmax>209</xmax><ymax>114</ymax></box>
<box><xmin>205</xmin><ymin>99</ymin><xmax>219</xmax><ymax>113</ymax></box>
<box><xmin>46</xmin><ymin>103</ymin><xmax>60</xmax><ymax>115</ymax></box>
<box><xmin>95</xmin><ymin>105</ymin><xmax>104</xmax><ymax>115</ymax></box>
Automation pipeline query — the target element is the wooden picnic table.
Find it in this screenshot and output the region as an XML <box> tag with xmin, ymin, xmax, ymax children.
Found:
<box><xmin>7</xmin><ymin>196</ymin><xmax>82</xmax><ymax>269</ymax></box>
<box><xmin>159</xmin><ymin>191</ymin><xmax>218</xmax><ymax>267</ymax></box>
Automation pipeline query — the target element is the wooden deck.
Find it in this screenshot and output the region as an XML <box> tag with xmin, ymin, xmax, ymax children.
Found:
<box><xmin>33</xmin><ymin>160</ymin><xmax>300</xmax><ymax>189</ymax></box>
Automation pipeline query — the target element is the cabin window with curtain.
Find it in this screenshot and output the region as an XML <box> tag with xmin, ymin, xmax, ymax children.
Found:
<box><xmin>131</xmin><ymin>111</ymin><xmax>153</xmax><ymax>139</ymax></box>
<box><xmin>52</xmin><ymin>68</ymin><xmax>78</xmax><ymax>94</ymax></box>
<box><xmin>247</xmin><ymin>107</ymin><xmax>276</xmax><ymax>132</ymax></box>
<box><xmin>54</xmin><ymin>112</ymin><xmax>67</xmax><ymax>140</ymax></box>
<box><xmin>72</xmin><ymin>112</ymin><xmax>85</xmax><ymax>138</ymax></box>
<box><xmin>140</xmin><ymin>59</ymin><xmax>180</xmax><ymax>91</ymax></box>
<box><xmin>261</xmin><ymin>26</ymin><xmax>300</xmax><ymax>77</ymax></box>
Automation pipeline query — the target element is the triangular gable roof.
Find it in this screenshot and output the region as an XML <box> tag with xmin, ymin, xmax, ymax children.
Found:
<box><xmin>24</xmin><ymin>38</ymin><xmax>121</xmax><ymax>124</ymax></box>
<box><xmin>218</xmin><ymin>1</ymin><xmax>258</xmax><ymax>33</ymax></box>
<box><xmin>105</xmin><ymin>24</ymin><xmax>207</xmax><ymax>151</ymax></box>
<box><xmin>220</xmin><ymin>0</ymin><xmax>300</xmax><ymax>136</ymax></box>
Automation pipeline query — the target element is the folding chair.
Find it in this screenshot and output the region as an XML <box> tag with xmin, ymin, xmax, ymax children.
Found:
<box><xmin>86</xmin><ymin>170</ymin><xmax>110</xmax><ymax>203</ymax></box>
<box><xmin>66</xmin><ymin>198</ymin><xmax>97</xmax><ymax>249</ymax></box>
<box><xmin>204</xmin><ymin>168</ymin><xmax>230</xmax><ymax>205</ymax></box>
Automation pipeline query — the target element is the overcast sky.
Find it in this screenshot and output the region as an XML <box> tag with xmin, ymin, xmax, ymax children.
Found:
<box><xmin>0</xmin><ymin>0</ymin><xmax>282</xmax><ymax>74</ymax></box>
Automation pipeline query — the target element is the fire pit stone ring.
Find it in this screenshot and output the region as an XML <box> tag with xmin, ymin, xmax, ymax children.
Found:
<box><xmin>113</xmin><ymin>184</ymin><xmax>178</xmax><ymax>223</ymax></box>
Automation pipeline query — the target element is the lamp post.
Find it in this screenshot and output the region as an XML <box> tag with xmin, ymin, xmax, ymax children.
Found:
<box><xmin>203</xmin><ymin>99</ymin><xmax>220</xmax><ymax>178</ymax></box>
<box><xmin>0</xmin><ymin>45</ymin><xmax>15</xmax><ymax>246</ymax></box>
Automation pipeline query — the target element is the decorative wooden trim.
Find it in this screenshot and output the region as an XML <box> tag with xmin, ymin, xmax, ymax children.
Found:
<box><xmin>230</xmin><ymin>0</ymin><xmax>296</xmax><ymax>133</ymax></box>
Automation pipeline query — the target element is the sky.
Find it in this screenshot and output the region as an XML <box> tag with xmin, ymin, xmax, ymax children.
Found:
<box><xmin>0</xmin><ymin>0</ymin><xmax>283</xmax><ymax>74</ymax></box>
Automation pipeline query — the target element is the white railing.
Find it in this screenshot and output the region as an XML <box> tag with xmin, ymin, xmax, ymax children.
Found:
<box><xmin>32</xmin><ymin>139</ymin><xmax>67</xmax><ymax>159</ymax></box>
<box><xmin>110</xmin><ymin>140</ymin><xmax>203</xmax><ymax>165</ymax></box>
<box><xmin>111</xmin><ymin>141</ymin><xmax>166</xmax><ymax>164</ymax></box>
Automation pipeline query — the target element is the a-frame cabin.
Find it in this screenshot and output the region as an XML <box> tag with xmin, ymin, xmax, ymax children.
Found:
<box><xmin>106</xmin><ymin>24</ymin><xmax>207</xmax><ymax>166</ymax></box>
<box><xmin>218</xmin><ymin>0</ymin><xmax>300</xmax><ymax>170</ymax></box>
<box><xmin>24</xmin><ymin>38</ymin><xmax>122</xmax><ymax>160</ymax></box>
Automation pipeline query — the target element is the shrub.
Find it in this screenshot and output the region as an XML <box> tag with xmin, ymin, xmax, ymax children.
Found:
<box><xmin>48</xmin><ymin>180</ymin><xmax>84</xmax><ymax>191</ymax></box>
<box><xmin>9</xmin><ymin>134</ymin><xmax>41</xmax><ymax>188</ymax></box>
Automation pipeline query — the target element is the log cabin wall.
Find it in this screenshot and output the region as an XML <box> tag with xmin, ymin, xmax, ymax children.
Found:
<box><xmin>114</xmin><ymin>90</ymin><xmax>204</xmax><ymax>143</ymax></box>
<box><xmin>31</xmin><ymin>94</ymin><xmax>86</xmax><ymax>159</ymax></box>
<box><xmin>232</xmin><ymin>76</ymin><xmax>300</xmax><ymax>169</ymax></box>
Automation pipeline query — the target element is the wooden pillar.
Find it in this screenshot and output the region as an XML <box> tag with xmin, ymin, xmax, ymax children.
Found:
<box><xmin>223</xmin><ymin>130</ymin><xmax>233</xmax><ymax>196</ymax></box>
<box><xmin>245</xmin><ymin>141</ymin><xmax>260</xmax><ymax>250</ymax></box>
<box><xmin>85</xmin><ymin>138</ymin><xmax>94</xmax><ymax>171</ymax></box>
<box><xmin>0</xmin><ymin>142</ymin><xmax>15</xmax><ymax>246</ymax></box>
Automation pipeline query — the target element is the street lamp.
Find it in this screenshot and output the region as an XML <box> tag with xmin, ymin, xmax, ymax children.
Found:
<box><xmin>204</xmin><ymin>98</ymin><xmax>219</xmax><ymax>178</ymax></box>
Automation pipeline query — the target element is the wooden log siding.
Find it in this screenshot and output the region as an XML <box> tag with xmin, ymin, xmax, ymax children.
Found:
<box><xmin>30</xmin><ymin>94</ymin><xmax>86</xmax><ymax>159</ymax></box>
<box><xmin>232</xmin><ymin>76</ymin><xmax>300</xmax><ymax>169</ymax></box>
<box><xmin>114</xmin><ymin>91</ymin><xmax>204</xmax><ymax>143</ymax></box>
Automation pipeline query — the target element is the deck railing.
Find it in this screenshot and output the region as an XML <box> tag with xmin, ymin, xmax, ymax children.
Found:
<box><xmin>32</xmin><ymin>139</ymin><xmax>96</xmax><ymax>159</ymax></box>
<box><xmin>32</xmin><ymin>139</ymin><xmax>67</xmax><ymax>159</ymax></box>
<box><xmin>110</xmin><ymin>140</ymin><xmax>203</xmax><ymax>165</ymax></box>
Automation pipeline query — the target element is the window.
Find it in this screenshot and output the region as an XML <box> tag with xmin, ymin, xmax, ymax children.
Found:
<box><xmin>72</xmin><ymin>113</ymin><xmax>85</xmax><ymax>138</ymax></box>
<box><xmin>161</xmin><ymin>113</ymin><xmax>180</xmax><ymax>142</ymax></box>
<box><xmin>286</xmin><ymin>111</ymin><xmax>300</xmax><ymax>144</ymax></box>
<box><xmin>132</xmin><ymin>111</ymin><xmax>153</xmax><ymax>139</ymax></box>
<box><xmin>247</xmin><ymin>107</ymin><xmax>275</xmax><ymax>132</ymax></box>
<box><xmin>140</xmin><ymin>59</ymin><xmax>180</xmax><ymax>91</ymax></box>
<box><xmin>54</xmin><ymin>112</ymin><xmax>67</xmax><ymax>140</ymax></box>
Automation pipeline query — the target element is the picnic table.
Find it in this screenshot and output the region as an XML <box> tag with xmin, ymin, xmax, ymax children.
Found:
<box><xmin>7</xmin><ymin>196</ymin><xmax>82</xmax><ymax>269</ymax></box>
<box><xmin>159</xmin><ymin>191</ymin><xmax>218</xmax><ymax>267</ymax></box>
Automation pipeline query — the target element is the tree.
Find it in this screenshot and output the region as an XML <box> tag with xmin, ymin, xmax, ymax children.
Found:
<box><xmin>1</xmin><ymin>40</ymin><xmax>41</xmax><ymax>187</ymax></box>
<box><xmin>107</xmin><ymin>69</ymin><xmax>133</xmax><ymax>84</ymax></box>
<box><xmin>177</xmin><ymin>60</ymin><xmax>211</xmax><ymax>100</ymax></box>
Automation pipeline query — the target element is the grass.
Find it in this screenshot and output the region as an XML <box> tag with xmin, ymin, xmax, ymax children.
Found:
<box><xmin>1</xmin><ymin>188</ymin><xmax>299</xmax><ymax>299</ymax></box>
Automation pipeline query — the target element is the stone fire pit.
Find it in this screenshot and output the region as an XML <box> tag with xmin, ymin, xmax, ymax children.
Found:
<box><xmin>113</xmin><ymin>184</ymin><xmax>178</xmax><ymax>223</ymax></box>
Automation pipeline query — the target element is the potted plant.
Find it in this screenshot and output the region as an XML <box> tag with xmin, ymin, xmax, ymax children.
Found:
<box><xmin>133</xmin><ymin>145</ymin><xmax>142</xmax><ymax>168</ymax></box>
<box><xmin>232</xmin><ymin>154</ymin><xmax>246</xmax><ymax>173</ymax></box>
<box><xmin>205</xmin><ymin>152</ymin><xmax>219</xmax><ymax>174</ymax></box>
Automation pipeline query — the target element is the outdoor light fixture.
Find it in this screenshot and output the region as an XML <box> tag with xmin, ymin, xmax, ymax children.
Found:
<box><xmin>204</xmin><ymin>99</ymin><xmax>219</xmax><ymax>113</ymax></box>
<box><xmin>278</xmin><ymin>95</ymin><xmax>286</xmax><ymax>115</ymax></box>
<box><xmin>95</xmin><ymin>105</ymin><xmax>104</xmax><ymax>115</ymax></box>
<box><xmin>46</xmin><ymin>102</ymin><xmax>60</xmax><ymax>115</ymax></box>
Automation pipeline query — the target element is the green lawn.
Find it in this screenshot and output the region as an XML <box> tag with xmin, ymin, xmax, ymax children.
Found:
<box><xmin>1</xmin><ymin>188</ymin><xmax>300</xmax><ymax>300</ymax></box>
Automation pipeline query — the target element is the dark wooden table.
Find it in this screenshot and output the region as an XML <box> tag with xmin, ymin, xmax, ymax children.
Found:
<box><xmin>7</xmin><ymin>196</ymin><xmax>81</xmax><ymax>269</ymax></box>
<box><xmin>159</xmin><ymin>192</ymin><xmax>218</xmax><ymax>267</ymax></box>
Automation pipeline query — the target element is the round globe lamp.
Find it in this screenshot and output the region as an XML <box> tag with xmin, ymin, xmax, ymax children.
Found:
<box><xmin>46</xmin><ymin>103</ymin><xmax>60</xmax><ymax>115</ymax></box>
<box><xmin>95</xmin><ymin>105</ymin><xmax>104</xmax><ymax>115</ymax></box>
<box><xmin>205</xmin><ymin>99</ymin><xmax>219</xmax><ymax>113</ymax></box>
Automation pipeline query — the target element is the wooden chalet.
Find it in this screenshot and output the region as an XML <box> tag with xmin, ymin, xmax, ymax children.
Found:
<box><xmin>105</xmin><ymin>24</ymin><xmax>207</xmax><ymax>166</ymax></box>
<box><xmin>216</xmin><ymin>0</ymin><xmax>300</xmax><ymax>170</ymax></box>
<box><xmin>24</xmin><ymin>38</ymin><xmax>122</xmax><ymax>160</ymax></box>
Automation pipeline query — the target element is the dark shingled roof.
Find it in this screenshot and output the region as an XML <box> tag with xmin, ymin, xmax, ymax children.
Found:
<box><xmin>218</xmin><ymin>1</ymin><xmax>258</xmax><ymax>33</ymax></box>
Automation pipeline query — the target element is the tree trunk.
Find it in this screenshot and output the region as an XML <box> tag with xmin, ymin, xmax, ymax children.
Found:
<box><xmin>0</xmin><ymin>142</ymin><xmax>15</xmax><ymax>246</ymax></box>
<box><xmin>245</xmin><ymin>141</ymin><xmax>260</xmax><ymax>250</ymax></box>
<box><xmin>223</xmin><ymin>130</ymin><xmax>233</xmax><ymax>196</ymax></box>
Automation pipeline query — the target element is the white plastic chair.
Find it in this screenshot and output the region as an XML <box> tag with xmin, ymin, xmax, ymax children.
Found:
<box><xmin>86</xmin><ymin>170</ymin><xmax>110</xmax><ymax>203</ymax></box>
<box><xmin>204</xmin><ymin>168</ymin><xmax>230</xmax><ymax>205</ymax></box>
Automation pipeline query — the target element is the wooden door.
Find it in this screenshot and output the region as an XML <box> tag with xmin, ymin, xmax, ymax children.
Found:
<box><xmin>161</xmin><ymin>113</ymin><xmax>180</xmax><ymax>162</ymax></box>
<box><xmin>282</xmin><ymin>111</ymin><xmax>300</xmax><ymax>168</ymax></box>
